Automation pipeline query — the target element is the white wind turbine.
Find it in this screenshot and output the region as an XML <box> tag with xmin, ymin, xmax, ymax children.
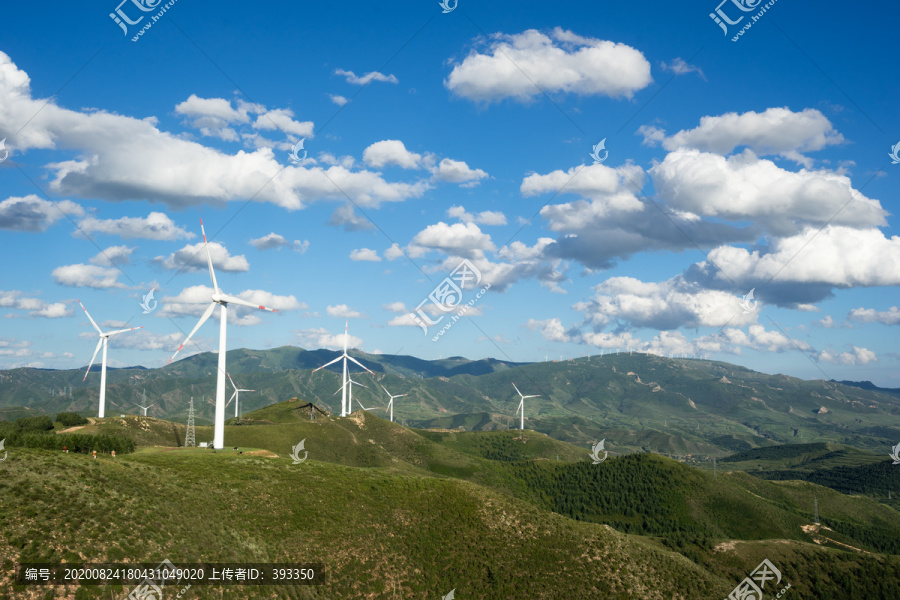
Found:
<box><xmin>512</xmin><ymin>382</ymin><xmax>540</xmax><ymax>431</ymax></box>
<box><xmin>313</xmin><ymin>320</ymin><xmax>372</xmax><ymax>416</ymax></box>
<box><xmin>380</xmin><ymin>384</ymin><xmax>407</xmax><ymax>423</ymax></box>
<box><xmin>167</xmin><ymin>219</ymin><xmax>278</xmax><ymax>449</ymax></box>
<box><xmin>135</xmin><ymin>403</ymin><xmax>155</xmax><ymax>416</ymax></box>
<box><xmin>225</xmin><ymin>372</ymin><xmax>255</xmax><ymax>420</ymax></box>
<box><xmin>333</xmin><ymin>377</ymin><xmax>369</xmax><ymax>414</ymax></box>
<box><xmin>78</xmin><ymin>300</ymin><xmax>143</xmax><ymax>419</ymax></box>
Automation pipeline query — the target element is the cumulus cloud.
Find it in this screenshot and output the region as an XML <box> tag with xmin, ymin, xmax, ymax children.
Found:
<box><xmin>818</xmin><ymin>346</ymin><xmax>877</xmax><ymax>365</ymax></box>
<box><xmin>160</xmin><ymin>285</ymin><xmax>304</xmax><ymax>326</ymax></box>
<box><xmin>296</xmin><ymin>327</ymin><xmax>363</xmax><ymax>350</ymax></box>
<box><xmin>76</xmin><ymin>212</ymin><xmax>194</xmax><ymax>240</ymax></box>
<box><xmin>0</xmin><ymin>195</ymin><xmax>84</xmax><ymax>232</ymax></box>
<box><xmin>89</xmin><ymin>245</ymin><xmax>135</xmax><ymax>267</ymax></box>
<box><xmin>639</xmin><ymin>107</ymin><xmax>843</xmax><ymax>163</ymax></box>
<box><xmin>409</xmin><ymin>222</ymin><xmax>496</xmax><ymax>258</ymax></box>
<box><xmin>329</xmin><ymin>94</ymin><xmax>349</xmax><ymax>106</ymax></box>
<box><xmin>363</xmin><ymin>140</ymin><xmax>422</xmax><ymax>169</ymax></box>
<box><xmin>334</xmin><ymin>69</ymin><xmax>398</xmax><ymax>85</ymax></box>
<box><xmin>650</xmin><ymin>149</ymin><xmax>886</xmax><ymax>237</ymax></box>
<box><xmin>0</xmin><ymin>52</ymin><xmax>424</xmax><ymax>211</ymax></box>
<box><xmin>448</xmin><ymin>205</ymin><xmax>507</xmax><ymax>226</ymax></box>
<box><xmin>382</xmin><ymin>301</ymin><xmax>407</xmax><ymax>313</ymax></box>
<box><xmin>847</xmin><ymin>306</ymin><xmax>900</xmax><ymax>325</ymax></box>
<box><xmin>51</xmin><ymin>264</ymin><xmax>126</xmax><ymax>289</ymax></box>
<box><xmin>432</xmin><ymin>158</ymin><xmax>488</xmax><ymax>187</ymax></box>
<box><xmin>349</xmin><ymin>248</ymin><xmax>381</xmax><ymax>262</ymax></box>
<box><xmin>249</xmin><ymin>232</ymin><xmax>310</xmax><ymax>252</ymax></box>
<box><xmin>445</xmin><ymin>28</ymin><xmax>652</xmax><ymax>102</ymax></box>
<box><xmin>153</xmin><ymin>242</ymin><xmax>250</xmax><ymax>272</ymax></box>
<box><xmin>0</xmin><ymin>291</ymin><xmax>73</xmax><ymax>318</ymax></box>
<box><xmin>326</xmin><ymin>304</ymin><xmax>364</xmax><ymax>318</ymax></box>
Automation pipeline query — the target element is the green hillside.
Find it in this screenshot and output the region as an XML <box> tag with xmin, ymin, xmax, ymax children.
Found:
<box><xmin>3</xmin><ymin>350</ymin><xmax>899</xmax><ymax>457</ymax></box>
<box><xmin>1</xmin><ymin>402</ymin><xmax>900</xmax><ymax>599</ymax></box>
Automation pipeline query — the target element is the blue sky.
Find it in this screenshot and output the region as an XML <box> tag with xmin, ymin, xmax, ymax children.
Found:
<box><xmin>1</xmin><ymin>0</ymin><xmax>898</xmax><ymax>386</ymax></box>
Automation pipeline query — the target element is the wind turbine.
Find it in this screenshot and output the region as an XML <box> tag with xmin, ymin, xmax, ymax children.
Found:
<box><xmin>380</xmin><ymin>384</ymin><xmax>407</xmax><ymax>423</ymax></box>
<box><xmin>333</xmin><ymin>377</ymin><xmax>369</xmax><ymax>414</ymax></box>
<box><xmin>225</xmin><ymin>372</ymin><xmax>255</xmax><ymax>420</ymax></box>
<box><xmin>135</xmin><ymin>404</ymin><xmax>155</xmax><ymax>417</ymax></box>
<box><xmin>313</xmin><ymin>320</ymin><xmax>372</xmax><ymax>416</ymax></box>
<box><xmin>512</xmin><ymin>383</ymin><xmax>540</xmax><ymax>431</ymax></box>
<box><xmin>78</xmin><ymin>300</ymin><xmax>143</xmax><ymax>419</ymax></box>
<box><xmin>167</xmin><ymin>219</ymin><xmax>279</xmax><ymax>449</ymax></box>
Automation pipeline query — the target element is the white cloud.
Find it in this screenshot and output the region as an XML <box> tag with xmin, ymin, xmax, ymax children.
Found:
<box><xmin>249</xmin><ymin>233</ymin><xmax>308</xmax><ymax>252</ymax></box>
<box><xmin>326</xmin><ymin>304</ymin><xmax>364</xmax><ymax>318</ymax></box>
<box><xmin>76</xmin><ymin>212</ymin><xmax>194</xmax><ymax>240</ymax></box>
<box><xmin>659</xmin><ymin>58</ymin><xmax>706</xmax><ymax>80</ymax></box>
<box><xmin>384</xmin><ymin>243</ymin><xmax>405</xmax><ymax>261</ymax></box>
<box><xmin>161</xmin><ymin>285</ymin><xmax>304</xmax><ymax>326</ymax></box>
<box><xmin>818</xmin><ymin>346</ymin><xmax>877</xmax><ymax>366</ymax></box>
<box><xmin>383</xmin><ymin>301</ymin><xmax>407</xmax><ymax>313</ymax></box>
<box><xmin>329</xmin><ymin>94</ymin><xmax>349</xmax><ymax>106</ymax></box>
<box><xmin>819</xmin><ymin>315</ymin><xmax>835</xmax><ymax>328</ymax></box>
<box><xmin>89</xmin><ymin>245</ymin><xmax>135</xmax><ymax>267</ymax></box>
<box><xmin>0</xmin><ymin>291</ymin><xmax>73</xmax><ymax>318</ymax></box>
<box><xmin>363</xmin><ymin>140</ymin><xmax>422</xmax><ymax>169</ymax></box>
<box><xmin>334</xmin><ymin>69</ymin><xmax>398</xmax><ymax>85</ymax></box>
<box><xmin>0</xmin><ymin>195</ymin><xmax>83</xmax><ymax>231</ymax></box>
<box><xmin>651</xmin><ymin>149</ymin><xmax>886</xmax><ymax>236</ymax></box>
<box><xmin>448</xmin><ymin>205</ymin><xmax>507</xmax><ymax>226</ymax></box>
<box><xmin>409</xmin><ymin>222</ymin><xmax>496</xmax><ymax>258</ymax></box>
<box><xmin>847</xmin><ymin>306</ymin><xmax>900</xmax><ymax>325</ymax></box>
<box><xmin>445</xmin><ymin>28</ymin><xmax>652</xmax><ymax>102</ymax></box>
<box><xmin>432</xmin><ymin>158</ymin><xmax>488</xmax><ymax>187</ymax></box>
<box><xmin>349</xmin><ymin>248</ymin><xmax>381</xmax><ymax>262</ymax></box>
<box><xmin>252</xmin><ymin>108</ymin><xmax>314</xmax><ymax>137</ymax></box>
<box><xmin>51</xmin><ymin>264</ymin><xmax>125</xmax><ymax>289</ymax></box>
<box><xmin>0</xmin><ymin>53</ymin><xmax>424</xmax><ymax>211</ymax></box>
<box><xmin>639</xmin><ymin>107</ymin><xmax>843</xmax><ymax>163</ymax></box>
<box><xmin>154</xmin><ymin>242</ymin><xmax>249</xmax><ymax>273</ymax></box>
<box><xmin>296</xmin><ymin>327</ymin><xmax>363</xmax><ymax>350</ymax></box>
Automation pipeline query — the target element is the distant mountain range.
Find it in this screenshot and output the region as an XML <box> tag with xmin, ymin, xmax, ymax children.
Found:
<box><xmin>2</xmin><ymin>347</ymin><xmax>899</xmax><ymax>455</ymax></box>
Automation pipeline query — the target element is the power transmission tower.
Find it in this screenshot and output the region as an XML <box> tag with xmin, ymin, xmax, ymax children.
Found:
<box><xmin>185</xmin><ymin>397</ymin><xmax>196</xmax><ymax>448</ymax></box>
<box><xmin>814</xmin><ymin>496</ymin><xmax>819</xmax><ymax>525</ymax></box>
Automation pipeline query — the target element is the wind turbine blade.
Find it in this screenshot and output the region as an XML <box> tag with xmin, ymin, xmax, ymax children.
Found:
<box><xmin>240</xmin><ymin>389</ymin><xmax>256</xmax><ymax>393</ymax></box>
<box><xmin>350</xmin><ymin>380</ymin><xmax>369</xmax><ymax>389</ymax></box>
<box><xmin>380</xmin><ymin>384</ymin><xmax>391</xmax><ymax>396</ymax></box>
<box><xmin>333</xmin><ymin>385</ymin><xmax>344</xmax><ymax>396</ymax></box>
<box><xmin>77</xmin><ymin>300</ymin><xmax>103</xmax><ymax>335</ymax></box>
<box><xmin>200</xmin><ymin>218</ymin><xmax>219</xmax><ymax>294</ymax></box>
<box><xmin>512</xmin><ymin>382</ymin><xmax>523</xmax><ymax>397</ymax></box>
<box><xmin>167</xmin><ymin>302</ymin><xmax>217</xmax><ymax>365</ymax></box>
<box><xmin>225</xmin><ymin>390</ymin><xmax>236</xmax><ymax>408</ymax></box>
<box><xmin>218</xmin><ymin>294</ymin><xmax>278</xmax><ymax>312</ymax></box>
<box><xmin>395</xmin><ymin>394</ymin><xmax>408</xmax><ymax>398</ymax></box>
<box><xmin>313</xmin><ymin>356</ymin><xmax>343</xmax><ymax>372</ymax></box>
<box><xmin>343</xmin><ymin>320</ymin><xmax>348</xmax><ymax>353</ymax></box>
<box><xmin>515</xmin><ymin>400</ymin><xmax>522</xmax><ymax>416</ymax></box>
<box><xmin>346</xmin><ymin>355</ymin><xmax>372</xmax><ymax>373</ymax></box>
<box><xmin>83</xmin><ymin>338</ymin><xmax>103</xmax><ymax>380</ymax></box>
<box><xmin>524</xmin><ymin>394</ymin><xmax>540</xmax><ymax>399</ymax></box>
<box><xmin>226</xmin><ymin>372</ymin><xmax>237</xmax><ymax>391</ymax></box>
<box><xmin>105</xmin><ymin>326</ymin><xmax>144</xmax><ymax>337</ymax></box>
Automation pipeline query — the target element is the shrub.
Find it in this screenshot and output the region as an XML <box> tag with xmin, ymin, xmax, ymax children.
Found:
<box><xmin>3</xmin><ymin>432</ymin><xmax>135</xmax><ymax>455</ymax></box>
<box><xmin>55</xmin><ymin>412</ymin><xmax>89</xmax><ymax>427</ymax></box>
<box><xmin>15</xmin><ymin>416</ymin><xmax>54</xmax><ymax>433</ymax></box>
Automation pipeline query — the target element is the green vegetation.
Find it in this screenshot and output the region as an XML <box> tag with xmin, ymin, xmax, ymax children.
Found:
<box><xmin>55</xmin><ymin>412</ymin><xmax>89</xmax><ymax>427</ymax></box>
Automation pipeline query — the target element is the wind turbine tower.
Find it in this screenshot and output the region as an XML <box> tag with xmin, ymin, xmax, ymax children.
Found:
<box><xmin>167</xmin><ymin>219</ymin><xmax>279</xmax><ymax>449</ymax></box>
<box><xmin>380</xmin><ymin>384</ymin><xmax>407</xmax><ymax>423</ymax></box>
<box><xmin>313</xmin><ymin>320</ymin><xmax>372</xmax><ymax>416</ymax></box>
<box><xmin>512</xmin><ymin>383</ymin><xmax>540</xmax><ymax>431</ymax></box>
<box><xmin>77</xmin><ymin>300</ymin><xmax>143</xmax><ymax>418</ymax></box>
<box><xmin>226</xmin><ymin>372</ymin><xmax>255</xmax><ymax>421</ymax></box>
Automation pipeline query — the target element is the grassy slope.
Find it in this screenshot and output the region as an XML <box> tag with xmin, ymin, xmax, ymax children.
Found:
<box><xmin>0</xmin><ymin>448</ymin><xmax>731</xmax><ymax>600</ymax></box>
